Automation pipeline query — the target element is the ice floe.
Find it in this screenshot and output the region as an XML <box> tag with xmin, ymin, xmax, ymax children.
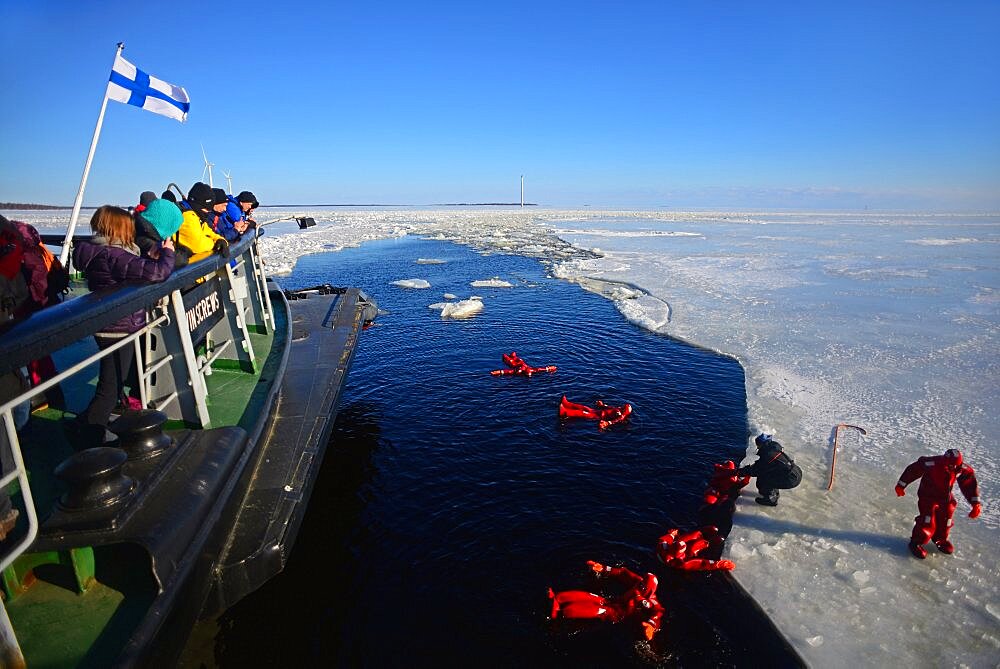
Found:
<box><xmin>391</xmin><ymin>278</ymin><xmax>431</xmax><ymax>289</ymax></box>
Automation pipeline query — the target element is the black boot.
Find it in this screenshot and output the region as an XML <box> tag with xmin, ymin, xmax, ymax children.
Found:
<box><xmin>755</xmin><ymin>490</ymin><xmax>779</xmax><ymax>506</ymax></box>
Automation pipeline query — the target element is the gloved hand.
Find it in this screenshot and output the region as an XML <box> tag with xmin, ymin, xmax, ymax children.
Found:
<box><xmin>717</xmin><ymin>559</ymin><xmax>736</xmax><ymax>570</ymax></box>
<box><xmin>895</xmin><ymin>484</ymin><xmax>906</xmax><ymax>497</ymax></box>
<box><xmin>213</xmin><ymin>238</ymin><xmax>230</xmax><ymax>258</ymax></box>
<box><xmin>969</xmin><ymin>503</ymin><xmax>982</xmax><ymax>519</ymax></box>
<box><xmin>586</xmin><ymin>560</ymin><xmax>606</xmax><ymax>575</ymax></box>
<box><xmin>641</xmin><ymin>621</ymin><xmax>657</xmax><ymax>641</ymax></box>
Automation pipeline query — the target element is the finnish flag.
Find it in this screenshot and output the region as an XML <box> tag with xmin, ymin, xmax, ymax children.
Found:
<box><xmin>106</xmin><ymin>53</ymin><xmax>190</xmax><ymax>122</ymax></box>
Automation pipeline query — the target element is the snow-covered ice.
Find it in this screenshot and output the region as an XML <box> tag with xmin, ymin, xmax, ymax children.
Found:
<box><xmin>391</xmin><ymin>278</ymin><xmax>431</xmax><ymax>289</ymax></box>
<box><xmin>470</xmin><ymin>278</ymin><xmax>513</xmax><ymax>288</ymax></box>
<box><xmin>12</xmin><ymin>206</ymin><xmax>1000</xmax><ymax>667</ymax></box>
<box><xmin>429</xmin><ymin>297</ymin><xmax>484</xmax><ymax>319</ymax></box>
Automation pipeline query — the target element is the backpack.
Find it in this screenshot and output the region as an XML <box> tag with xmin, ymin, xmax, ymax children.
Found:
<box><xmin>0</xmin><ymin>217</ymin><xmax>29</xmax><ymax>325</ymax></box>
<box><xmin>38</xmin><ymin>242</ymin><xmax>70</xmax><ymax>305</ymax></box>
<box><xmin>11</xmin><ymin>220</ymin><xmax>69</xmax><ymax>309</ymax></box>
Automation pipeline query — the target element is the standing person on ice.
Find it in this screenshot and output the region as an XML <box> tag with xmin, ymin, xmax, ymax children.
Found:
<box><xmin>895</xmin><ymin>448</ymin><xmax>982</xmax><ymax>559</ymax></box>
<box><xmin>737</xmin><ymin>433</ymin><xmax>802</xmax><ymax>506</ymax></box>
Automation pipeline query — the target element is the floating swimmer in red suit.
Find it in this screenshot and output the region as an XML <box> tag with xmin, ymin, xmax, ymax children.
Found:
<box><xmin>490</xmin><ymin>351</ymin><xmax>557</xmax><ymax>377</ymax></box>
<box><xmin>895</xmin><ymin>448</ymin><xmax>982</xmax><ymax>559</ymax></box>
<box><xmin>703</xmin><ymin>460</ymin><xmax>751</xmax><ymax>506</ymax></box>
<box><xmin>548</xmin><ymin>561</ymin><xmax>664</xmax><ymax>641</ymax></box>
<box><xmin>558</xmin><ymin>395</ymin><xmax>633</xmax><ymax>429</ymax></box>
<box><xmin>656</xmin><ymin>526</ymin><xmax>735</xmax><ymax>571</ymax></box>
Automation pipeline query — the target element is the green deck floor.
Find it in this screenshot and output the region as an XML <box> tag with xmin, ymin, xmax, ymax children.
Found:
<box><xmin>203</xmin><ymin>327</ymin><xmax>278</xmax><ymax>430</ymax></box>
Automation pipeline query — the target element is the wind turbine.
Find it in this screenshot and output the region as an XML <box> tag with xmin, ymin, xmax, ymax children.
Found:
<box><xmin>222</xmin><ymin>169</ymin><xmax>233</xmax><ymax>194</ymax></box>
<box><xmin>200</xmin><ymin>143</ymin><xmax>215</xmax><ymax>187</ymax></box>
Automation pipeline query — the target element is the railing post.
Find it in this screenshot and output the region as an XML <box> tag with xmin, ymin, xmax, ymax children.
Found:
<box><xmin>168</xmin><ymin>288</ymin><xmax>211</xmax><ymax>427</ymax></box>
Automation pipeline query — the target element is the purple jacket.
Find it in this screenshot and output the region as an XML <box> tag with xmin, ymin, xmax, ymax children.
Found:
<box><xmin>72</xmin><ymin>239</ymin><xmax>175</xmax><ymax>334</ymax></box>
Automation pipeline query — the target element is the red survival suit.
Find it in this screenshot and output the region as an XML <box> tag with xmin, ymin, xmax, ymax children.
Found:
<box><xmin>703</xmin><ymin>460</ymin><xmax>750</xmax><ymax>507</ymax></box>
<box><xmin>656</xmin><ymin>526</ymin><xmax>735</xmax><ymax>571</ymax></box>
<box><xmin>559</xmin><ymin>396</ymin><xmax>633</xmax><ymax>429</ymax></box>
<box><xmin>491</xmin><ymin>351</ymin><xmax>556</xmax><ymax>377</ymax></box>
<box><xmin>895</xmin><ymin>448</ymin><xmax>982</xmax><ymax>558</ymax></box>
<box><xmin>548</xmin><ymin>561</ymin><xmax>664</xmax><ymax>641</ymax></box>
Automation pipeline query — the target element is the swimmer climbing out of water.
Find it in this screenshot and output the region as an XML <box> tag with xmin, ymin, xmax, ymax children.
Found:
<box><xmin>548</xmin><ymin>561</ymin><xmax>664</xmax><ymax>641</ymax></box>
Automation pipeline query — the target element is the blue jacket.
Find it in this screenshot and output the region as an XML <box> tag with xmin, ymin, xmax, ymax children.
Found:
<box><xmin>211</xmin><ymin>196</ymin><xmax>244</xmax><ymax>242</ymax></box>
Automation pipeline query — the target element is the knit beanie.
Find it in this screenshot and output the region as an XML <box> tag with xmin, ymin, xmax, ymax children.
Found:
<box><xmin>140</xmin><ymin>198</ymin><xmax>184</xmax><ymax>240</ymax></box>
<box><xmin>187</xmin><ymin>182</ymin><xmax>215</xmax><ymax>211</ymax></box>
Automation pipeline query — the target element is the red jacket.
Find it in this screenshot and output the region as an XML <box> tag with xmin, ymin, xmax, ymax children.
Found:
<box><xmin>898</xmin><ymin>455</ymin><xmax>979</xmax><ymax>504</ymax></box>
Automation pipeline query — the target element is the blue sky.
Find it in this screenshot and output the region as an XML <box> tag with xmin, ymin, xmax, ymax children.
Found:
<box><xmin>2</xmin><ymin>1</ymin><xmax>998</xmax><ymax>210</ymax></box>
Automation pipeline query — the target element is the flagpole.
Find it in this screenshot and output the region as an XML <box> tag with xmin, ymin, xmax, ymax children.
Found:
<box><xmin>59</xmin><ymin>42</ymin><xmax>125</xmax><ymax>267</ymax></box>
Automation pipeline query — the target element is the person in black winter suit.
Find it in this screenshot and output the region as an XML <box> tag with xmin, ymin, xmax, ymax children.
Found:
<box><xmin>738</xmin><ymin>434</ymin><xmax>803</xmax><ymax>506</ymax></box>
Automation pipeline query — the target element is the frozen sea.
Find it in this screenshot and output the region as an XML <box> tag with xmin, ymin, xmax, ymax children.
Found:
<box><xmin>11</xmin><ymin>206</ymin><xmax>1000</xmax><ymax>667</ymax></box>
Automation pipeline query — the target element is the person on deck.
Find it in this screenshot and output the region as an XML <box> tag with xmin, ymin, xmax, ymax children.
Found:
<box><xmin>895</xmin><ymin>448</ymin><xmax>982</xmax><ymax>559</ymax></box>
<box><xmin>737</xmin><ymin>433</ymin><xmax>802</xmax><ymax>506</ymax></box>
<box><xmin>135</xmin><ymin>199</ymin><xmax>185</xmax><ymax>266</ymax></box>
<box><xmin>212</xmin><ymin>188</ymin><xmax>245</xmax><ymax>242</ymax></box>
<box><xmin>548</xmin><ymin>561</ymin><xmax>664</xmax><ymax>641</ymax></box>
<box><xmin>71</xmin><ymin>206</ymin><xmax>174</xmax><ymax>446</ymax></box>
<box><xmin>134</xmin><ymin>190</ymin><xmax>157</xmax><ymax>216</ymax></box>
<box><xmin>178</xmin><ymin>182</ymin><xmax>229</xmax><ymax>259</ymax></box>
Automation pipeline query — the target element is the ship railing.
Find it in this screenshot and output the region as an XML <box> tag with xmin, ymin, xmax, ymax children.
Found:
<box><xmin>0</xmin><ymin>232</ymin><xmax>275</xmax><ymax>574</ymax></box>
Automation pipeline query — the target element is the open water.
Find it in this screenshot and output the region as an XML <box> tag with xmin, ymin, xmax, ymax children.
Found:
<box><xmin>198</xmin><ymin>236</ymin><xmax>800</xmax><ymax>668</ymax></box>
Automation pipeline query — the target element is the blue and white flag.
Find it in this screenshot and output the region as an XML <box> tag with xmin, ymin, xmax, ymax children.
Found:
<box><xmin>106</xmin><ymin>53</ymin><xmax>190</xmax><ymax>122</ymax></box>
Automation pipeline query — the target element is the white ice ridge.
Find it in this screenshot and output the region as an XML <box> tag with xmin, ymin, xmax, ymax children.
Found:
<box><xmin>391</xmin><ymin>278</ymin><xmax>431</xmax><ymax>289</ymax></box>
<box><xmin>415</xmin><ymin>258</ymin><xmax>447</xmax><ymax>264</ymax></box>
<box><xmin>470</xmin><ymin>278</ymin><xmax>513</xmax><ymax>288</ymax></box>
<box><xmin>16</xmin><ymin>206</ymin><xmax>999</xmax><ymax>667</ymax></box>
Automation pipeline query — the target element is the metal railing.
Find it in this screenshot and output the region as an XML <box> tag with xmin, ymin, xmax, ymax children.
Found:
<box><xmin>0</xmin><ymin>234</ymin><xmax>275</xmax><ymax>574</ymax></box>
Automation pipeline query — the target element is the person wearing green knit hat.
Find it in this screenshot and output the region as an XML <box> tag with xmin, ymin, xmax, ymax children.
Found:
<box><xmin>135</xmin><ymin>198</ymin><xmax>188</xmax><ymax>266</ymax></box>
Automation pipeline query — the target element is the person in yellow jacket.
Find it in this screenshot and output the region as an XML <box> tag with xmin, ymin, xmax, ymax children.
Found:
<box><xmin>177</xmin><ymin>182</ymin><xmax>229</xmax><ymax>264</ymax></box>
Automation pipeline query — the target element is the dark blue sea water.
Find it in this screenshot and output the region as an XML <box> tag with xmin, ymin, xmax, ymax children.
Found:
<box><xmin>203</xmin><ymin>237</ymin><xmax>799</xmax><ymax>667</ymax></box>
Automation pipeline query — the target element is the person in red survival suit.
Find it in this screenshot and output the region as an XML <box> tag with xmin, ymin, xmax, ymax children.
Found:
<box><xmin>703</xmin><ymin>460</ymin><xmax>751</xmax><ymax>507</ymax></box>
<box><xmin>548</xmin><ymin>561</ymin><xmax>664</xmax><ymax>641</ymax></box>
<box><xmin>895</xmin><ymin>448</ymin><xmax>982</xmax><ymax>559</ymax></box>
<box><xmin>558</xmin><ymin>396</ymin><xmax>633</xmax><ymax>429</ymax></box>
<box><xmin>656</xmin><ymin>526</ymin><xmax>735</xmax><ymax>571</ymax></box>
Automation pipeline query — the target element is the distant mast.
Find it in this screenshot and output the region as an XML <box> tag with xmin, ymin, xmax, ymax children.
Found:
<box><xmin>520</xmin><ymin>175</ymin><xmax>524</xmax><ymax>207</ymax></box>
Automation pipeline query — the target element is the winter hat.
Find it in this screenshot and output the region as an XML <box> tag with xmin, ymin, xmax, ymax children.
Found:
<box><xmin>754</xmin><ymin>433</ymin><xmax>772</xmax><ymax>448</ymax></box>
<box><xmin>139</xmin><ymin>191</ymin><xmax>157</xmax><ymax>207</ymax></box>
<box><xmin>237</xmin><ymin>191</ymin><xmax>259</xmax><ymax>208</ymax></box>
<box><xmin>140</xmin><ymin>199</ymin><xmax>184</xmax><ymax>240</ymax></box>
<box><xmin>187</xmin><ymin>182</ymin><xmax>215</xmax><ymax>211</ymax></box>
<box><xmin>212</xmin><ymin>188</ymin><xmax>228</xmax><ymax>205</ymax></box>
<box><xmin>161</xmin><ymin>190</ymin><xmax>177</xmax><ymax>203</ymax></box>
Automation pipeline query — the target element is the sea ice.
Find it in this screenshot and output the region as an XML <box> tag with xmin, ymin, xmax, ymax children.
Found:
<box><xmin>470</xmin><ymin>278</ymin><xmax>513</xmax><ymax>288</ymax></box>
<box><xmin>438</xmin><ymin>298</ymin><xmax>484</xmax><ymax>319</ymax></box>
<box><xmin>16</xmin><ymin>206</ymin><xmax>998</xmax><ymax>669</ymax></box>
<box><xmin>391</xmin><ymin>278</ymin><xmax>431</xmax><ymax>289</ymax></box>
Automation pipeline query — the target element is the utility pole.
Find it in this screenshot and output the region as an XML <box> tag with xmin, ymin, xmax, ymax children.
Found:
<box><xmin>520</xmin><ymin>175</ymin><xmax>524</xmax><ymax>207</ymax></box>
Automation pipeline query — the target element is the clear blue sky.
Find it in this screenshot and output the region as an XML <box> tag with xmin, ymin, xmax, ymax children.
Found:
<box><xmin>2</xmin><ymin>1</ymin><xmax>998</xmax><ymax>210</ymax></box>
